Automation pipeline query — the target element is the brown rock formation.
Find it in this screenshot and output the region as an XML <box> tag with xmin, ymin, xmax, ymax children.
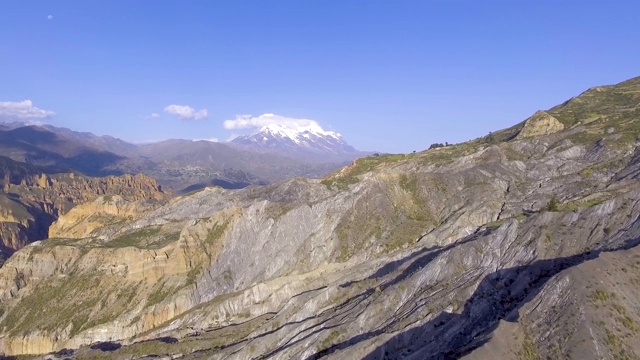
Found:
<box><xmin>515</xmin><ymin>110</ymin><xmax>565</xmax><ymax>139</ymax></box>
<box><xmin>0</xmin><ymin>165</ymin><xmax>167</xmax><ymax>262</ymax></box>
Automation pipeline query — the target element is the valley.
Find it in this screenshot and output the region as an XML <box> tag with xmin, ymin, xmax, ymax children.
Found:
<box><xmin>1</xmin><ymin>77</ymin><xmax>640</xmax><ymax>359</ymax></box>
<box><xmin>0</xmin><ymin>123</ymin><xmax>367</xmax><ymax>194</ymax></box>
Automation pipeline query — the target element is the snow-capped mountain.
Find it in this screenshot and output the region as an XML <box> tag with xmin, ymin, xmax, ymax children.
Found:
<box><xmin>230</xmin><ymin>123</ymin><xmax>366</xmax><ymax>162</ymax></box>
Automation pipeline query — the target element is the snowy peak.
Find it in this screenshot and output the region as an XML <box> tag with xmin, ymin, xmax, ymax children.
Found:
<box><xmin>259</xmin><ymin>123</ymin><xmax>342</xmax><ymax>144</ymax></box>
<box><xmin>230</xmin><ymin>123</ymin><xmax>364</xmax><ymax>162</ymax></box>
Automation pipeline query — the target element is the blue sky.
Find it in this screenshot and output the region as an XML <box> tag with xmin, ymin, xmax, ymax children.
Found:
<box><xmin>0</xmin><ymin>1</ymin><xmax>639</xmax><ymax>153</ymax></box>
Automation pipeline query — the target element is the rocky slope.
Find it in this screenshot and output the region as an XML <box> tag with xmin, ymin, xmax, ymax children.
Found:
<box><xmin>1</xmin><ymin>77</ymin><xmax>640</xmax><ymax>359</ymax></box>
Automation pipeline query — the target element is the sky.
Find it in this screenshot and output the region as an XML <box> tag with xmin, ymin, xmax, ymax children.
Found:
<box><xmin>0</xmin><ymin>1</ymin><xmax>639</xmax><ymax>153</ymax></box>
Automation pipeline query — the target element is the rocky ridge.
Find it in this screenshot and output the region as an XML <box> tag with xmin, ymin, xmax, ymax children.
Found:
<box><xmin>1</xmin><ymin>77</ymin><xmax>640</xmax><ymax>358</ymax></box>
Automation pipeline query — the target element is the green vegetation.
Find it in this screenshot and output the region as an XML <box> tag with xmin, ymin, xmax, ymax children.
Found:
<box><xmin>504</xmin><ymin>147</ymin><xmax>527</xmax><ymax>161</ymax></box>
<box><xmin>428</xmin><ymin>142</ymin><xmax>450</xmax><ymax>149</ymax></box>
<box><xmin>317</xmin><ymin>329</ymin><xmax>344</xmax><ymax>353</ymax></box>
<box><xmin>519</xmin><ymin>333</ymin><xmax>540</xmax><ymax>360</ymax></box>
<box><xmin>398</xmin><ymin>174</ymin><xmax>432</xmax><ymax>222</ymax></box>
<box><xmin>36</xmin><ymin>237</ymin><xmax>81</xmax><ymax>248</ymax></box>
<box><xmin>602</xmin><ymin>325</ymin><xmax>633</xmax><ymax>360</ymax></box>
<box><xmin>605</xmin><ymin>328</ymin><xmax>618</xmax><ymax>348</ymax></box>
<box><xmin>550</xmin><ymin>89</ymin><xmax>640</xmax><ymax>126</ymax></box>
<box><xmin>547</xmin><ymin>196</ymin><xmax>559</xmax><ymax>212</ymax></box>
<box><xmin>543</xmin><ymin>195</ymin><xmax>610</xmax><ymax>212</ymax></box>
<box><xmin>590</xmin><ymin>289</ymin><xmax>611</xmax><ymax>302</ymax></box>
<box><xmin>154</xmin><ymin>230</ymin><xmax>181</xmax><ymax>247</ymax></box>
<box><xmin>380</xmin><ymin>220</ymin><xmax>429</xmax><ymax>255</ymax></box>
<box><xmin>206</xmin><ymin>219</ymin><xmax>230</xmax><ymax>244</ymax></box>
<box><xmin>580</xmin><ymin>167</ymin><xmax>594</xmax><ymax>177</ymax></box>
<box><xmin>1</xmin><ymin>272</ymin><xmax>95</xmax><ymax>336</ymax></box>
<box><xmin>621</xmin><ymin>315</ymin><xmax>637</xmax><ymax>333</ymax></box>
<box><xmin>418</xmin><ymin>142</ymin><xmax>483</xmax><ymax>166</ymax></box>
<box><xmin>265</xmin><ymin>202</ymin><xmax>295</xmax><ymax>220</ymax></box>
<box><xmin>612</xmin><ymin>304</ymin><xmax>637</xmax><ymax>333</ymax></box>
<box><xmin>107</xmin><ymin>226</ymin><xmax>162</xmax><ymax>248</ymax></box>
<box><xmin>81</xmin><ymin>284</ymin><xmax>139</xmax><ymax>333</ymax></box>
<box><xmin>332</xmin><ymin>173</ymin><xmax>440</xmax><ymax>260</ymax></box>
<box><xmin>376</xmin><ymin>174</ymin><xmax>438</xmax><ymax>254</ymax></box>
<box><xmin>547</xmin><ymin>79</ymin><xmax>640</xmax><ymax>150</ymax></box>
<box><xmin>566</xmin><ymin>129</ymin><xmax>606</xmax><ymax>146</ymax></box>
<box><xmin>559</xmin><ymin>197</ymin><xmax>606</xmax><ymax>212</ymax></box>
<box><xmin>320</xmin><ymin>131</ymin><xmax>505</xmax><ymax>192</ymax></box>
<box><xmin>103</xmin><ymin>226</ymin><xmax>180</xmax><ymax>249</ymax></box>
<box><xmin>147</xmin><ymin>282</ymin><xmax>172</xmax><ymax>308</ymax></box>
<box><xmin>580</xmin><ymin>159</ymin><xmax>627</xmax><ymax>178</ymax></box>
<box><xmin>486</xmin><ymin>219</ymin><xmax>506</xmax><ymax>230</ymax></box>
<box><xmin>0</xmin><ymin>273</ymin><xmax>141</xmax><ymax>338</ymax></box>
<box><xmin>321</xmin><ymin>153</ymin><xmax>413</xmax><ymax>190</ymax></box>
<box><xmin>514</xmin><ymin>213</ymin><xmax>527</xmax><ymax>221</ymax></box>
<box><xmin>186</xmin><ymin>266</ymin><xmax>202</xmax><ymax>286</ymax></box>
<box><xmin>335</xmin><ymin>215</ymin><xmax>383</xmax><ymax>262</ymax></box>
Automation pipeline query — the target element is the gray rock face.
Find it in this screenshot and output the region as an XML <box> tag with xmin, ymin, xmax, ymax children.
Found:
<box><xmin>2</xmin><ymin>77</ymin><xmax>640</xmax><ymax>359</ymax></box>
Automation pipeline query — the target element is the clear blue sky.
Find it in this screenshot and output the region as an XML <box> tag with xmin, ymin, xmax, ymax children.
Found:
<box><xmin>1</xmin><ymin>1</ymin><xmax>639</xmax><ymax>153</ymax></box>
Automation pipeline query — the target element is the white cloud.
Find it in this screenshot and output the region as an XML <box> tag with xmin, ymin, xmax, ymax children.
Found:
<box><xmin>0</xmin><ymin>100</ymin><xmax>55</xmax><ymax>121</ymax></box>
<box><xmin>47</xmin><ymin>15</ymin><xmax>53</xmax><ymax>20</ymax></box>
<box><xmin>223</xmin><ymin>113</ymin><xmax>328</xmax><ymax>133</ymax></box>
<box><xmin>164</xmin><ymin>104</ymin><xmax>208</xmax><ymax>120</ymax></box>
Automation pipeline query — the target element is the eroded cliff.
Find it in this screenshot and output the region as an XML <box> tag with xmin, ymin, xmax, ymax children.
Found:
<box><xmin>0</xmin><ymin>160</ymin><xmax>166</xmax><ymax>265</ymax></box>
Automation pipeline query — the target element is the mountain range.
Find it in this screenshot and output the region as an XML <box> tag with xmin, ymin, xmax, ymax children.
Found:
<box><xmin>0</xmin><ymin>122</ymin><xmax>369</xmax><ymax>193</ymax></box>
<box><xmin>230</xmin><ymin>123</ymin><xmax>361</xmax><ymax>163</ymax></box>
<box><xmin>1</xmin><ymin>77</ymin><xmax>640</xmax><ymax>358</ymax></box>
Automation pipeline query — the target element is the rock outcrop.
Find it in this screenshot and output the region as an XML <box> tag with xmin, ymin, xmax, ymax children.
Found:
<box><xmin>48</xmin><ymin>195</ymin><xmax>159</xmax><ymax>238</ymax></box>
<box><xmin>515</xmin><ymin>110</ymin><xmax>565</xmax><ymax>139</ymax></box>
<box><xmin>1</xmin><ymin>77</ymin><xmax>640</xmax><ymax>358</ymax></box>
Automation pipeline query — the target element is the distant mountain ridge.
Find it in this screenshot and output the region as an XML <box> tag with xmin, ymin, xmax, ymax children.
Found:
<box><xmin>0</xmin><ymin>125</ymin><xmax>134</xmax><ymax>176</ymax></box>
<box><xmin>0</xmin><ymin>121</ymin><xmax>369</xmax><ymax>192</ymax></box>
<box><xmin>0</xmin><ymin>121</ymin><xmax>140</xmax><ymax>157</ymax></box>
